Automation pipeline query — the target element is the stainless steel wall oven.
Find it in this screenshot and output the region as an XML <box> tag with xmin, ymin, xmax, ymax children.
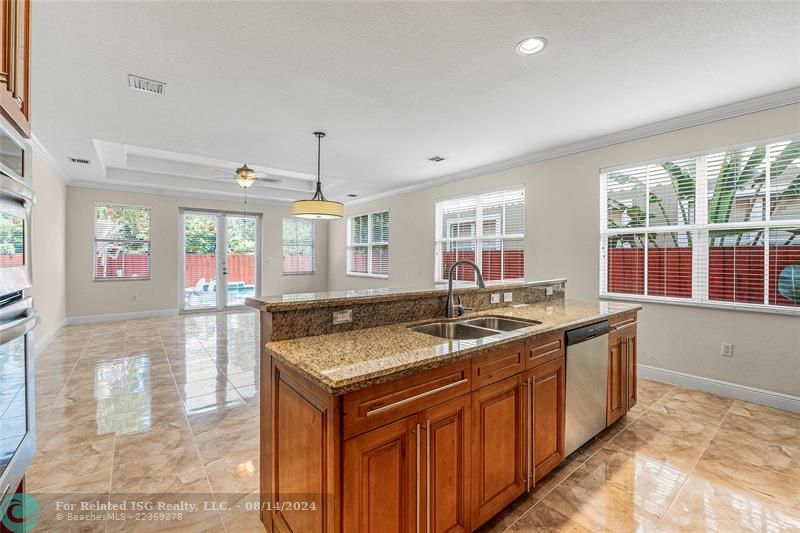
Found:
<box><xmin>0</xmin><ymin>116</ymin><xmax>37</xmax><ymax>502</ymax></box>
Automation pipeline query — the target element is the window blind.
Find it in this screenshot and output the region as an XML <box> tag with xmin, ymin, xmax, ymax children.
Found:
<box><xmin>347</xmin><ymin>210</ymin><xmax>389</xmax><ymax>277</ymax></box>
<box><xmin>435</xmin><ymin>187</ymin><xmax>525</xmax><ymax>282</ymax></box>
<box><xmin>282</xmin><ymin>218</ymin><xmax>314</xmax><ymax>274</ymax></box>
<box><xmin>601</xmin><ymin>137</ymin><xmax>800</xmax><ymax>312</ymax></box>
<box><xmin>94</xmin><ymin>204</ymin><xmax>151</xmax><ymax>280</ymax></box>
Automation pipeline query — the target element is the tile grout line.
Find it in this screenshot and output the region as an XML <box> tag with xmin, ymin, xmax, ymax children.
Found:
<box><xmin>651</xmin><ymin>394</ymin><xmax>735</xmax><ymax>532</ymax></box>
<box><xmin>500</xmin><ymin>383</ymin><xmax>678</xmax><ymax>532</ymax></box>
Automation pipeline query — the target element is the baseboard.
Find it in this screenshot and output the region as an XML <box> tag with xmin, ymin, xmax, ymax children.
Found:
<box><xmin>639</xmin><ymin>364</ymin><xmax>800</xmax><ymax>414</ymax></box>
<box><xmin>66</xmin><ymin>308</ymin><xmax>179</xmax><ymax>325</ymax></box>
<box><xmin>34</xmin><ymin>319</ymin><xmax>67</xmax><ymax>354</ymax></box>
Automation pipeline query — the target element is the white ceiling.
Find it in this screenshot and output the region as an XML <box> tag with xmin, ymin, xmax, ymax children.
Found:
<box><xmin>31</xmin><ymin>1</ymin><xmax>800</xmax><ymax>203</ymax></box>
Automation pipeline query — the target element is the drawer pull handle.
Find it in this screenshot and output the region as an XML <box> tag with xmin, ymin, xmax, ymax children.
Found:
<box><xmin>611</xmin><ymin>320</ymin><xmax>638</xmax><ymax>331</ymax></box>
<box><xmin>365</xmin><ymin>378</ymin><xmax>468</xmax><ymax>417</ymax></box>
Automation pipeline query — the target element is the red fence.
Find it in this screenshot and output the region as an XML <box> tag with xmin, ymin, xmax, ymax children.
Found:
<box><xmin>0</xmin><ymin>254</ymin><xmax>22</xmax><ymax>267</ymax></box>
<box><xmin>608</xmin><ymin>246</ymin><xmax>800</xmax><ymax>306</ymax></box>
<box><xmin>441</xmin><ymin>251</ymin><xmax>525</xmax><ymax>281</ymax></box>
<box><xmin>183</xmin><ymin>254</ymin><xmax>255</xmax><ymax>287</ymax></box>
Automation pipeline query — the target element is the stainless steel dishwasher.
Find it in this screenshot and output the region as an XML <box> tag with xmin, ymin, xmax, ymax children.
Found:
<box><xmin>564</xmin><ymin>320</ymin><xmax>610</xmax><ymax>457</ymax></box>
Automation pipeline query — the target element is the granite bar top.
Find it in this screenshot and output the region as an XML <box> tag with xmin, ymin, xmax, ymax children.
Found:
<box><xmin>265</xmin><ymin>299</ymin><xmax>640</xmax><ymax>395</ymax></box>
<box><xmin>245</xmin><ymin>278</ymin><xmax>567</xmax><ymax>312</ymax></box>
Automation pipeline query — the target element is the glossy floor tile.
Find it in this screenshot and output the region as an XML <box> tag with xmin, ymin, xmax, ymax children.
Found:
<box><xmin>481</xmin><ymin>381</ymin><xmax>800</xmax><ymax>533</ymax></box>
<box><xmin>29</xmin><ymin>312</ymin><xmax>800</xmax><ymax>533</ymax></box>
<box><xmin>28</xmin><ymin>310</ymin><xmax>264</xmax><ymax>533</ymax></box>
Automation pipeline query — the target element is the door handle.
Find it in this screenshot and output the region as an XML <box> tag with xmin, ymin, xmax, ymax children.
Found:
<box><xmin>426</xmin><ymin>419</ymin><xmax>431</xmax><ymax>533</ymax></box>
<box><xmin>416</xmin><ymin>422</ymin><xmax>421</xmax><ymax>533</ymax></box>
<box><xmin>529</xmin><ymin>376</ymin><xmax>535</xmax><ymax>487</ymax></box>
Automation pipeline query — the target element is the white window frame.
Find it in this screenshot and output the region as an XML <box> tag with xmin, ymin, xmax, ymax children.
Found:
<box><xmin>600</xmin><ymin>134</ymin><xmax>800</xmax><ymax>315</ymax></box>
<box><xmin>346</xmin><ymin>210</ymin><xmax>390</xmax><ymax>278</ymax></box>
<box><xmin>93</xmin><ymin>202</ymin><xmax>151</xmax><ymax>281</ymax></box>
<box><xmin>434</xmin><ymin>186</ymin><xmax>525</xmax><ymax>283</ymax></box>
<box><xmin>282</xmin><ymin>217</ymin><xmax>315</xmax><ymax>275</ymax></box>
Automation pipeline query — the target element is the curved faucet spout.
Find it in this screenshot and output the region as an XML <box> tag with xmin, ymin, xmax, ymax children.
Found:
<box><xmin>446</xmin><ymin>259</ymin><xmax>486</xmax><ymax>318</ymax></box>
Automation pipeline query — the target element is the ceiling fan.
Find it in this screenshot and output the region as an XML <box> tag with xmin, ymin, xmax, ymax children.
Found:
<box><xmin>213</xmin><ymin>164</ymin><xmax>282</xmax><ymax>188</ymax></box>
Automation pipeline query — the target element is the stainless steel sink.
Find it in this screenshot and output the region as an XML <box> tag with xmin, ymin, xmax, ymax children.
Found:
<box><xmin>460</xmin><ymin>316</ymin><xmax>542</xmax><ymax>331</ymax></box>
<box><xmin>410</xmin><ymin>322</ymin><xmax>498</xmax><ymax>340</ymax></box>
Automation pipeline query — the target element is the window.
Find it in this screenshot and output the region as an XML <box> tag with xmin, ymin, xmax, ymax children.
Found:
<box><xmin>94</xmin><ymin>203</ymin><xmax>151</xmax><ymax>280</ymax></box>
<box><xmin>347</xmin><ymin>210</ymin><xmax>389</xmax><ymax>277</ymax></box>
<box><xmin>435</xmin><ymin>187</ymin><xmax>525</xmax><ymax>283</ymax></box>
<box><xmin>601</xmin><ymin>137</ymin><xmax>800</xmax><ymax>312</ymax></box>
<box><xmin>282</xmin><ymin>218</ymin><xmax>315</xmax><ymax>274</ymax></box>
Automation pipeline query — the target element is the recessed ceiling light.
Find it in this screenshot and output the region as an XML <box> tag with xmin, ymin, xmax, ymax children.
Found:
<box><xmin>516</xmin><ymin>37</ymin><xmax>547</xmax><ymax>55</ymax></box>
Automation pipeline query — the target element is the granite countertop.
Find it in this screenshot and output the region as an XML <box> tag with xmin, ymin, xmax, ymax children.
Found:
<box><xmin>266</xmin><ymin>299</ymin><xmax>641</xmax><ymax>395</ymax></box>
<box><xmin>245</xmin><ymin>278</ymin><xmax>566</xmax><ymax>312</ymax></box>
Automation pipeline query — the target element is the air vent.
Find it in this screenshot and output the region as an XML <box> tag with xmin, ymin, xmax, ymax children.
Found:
<box><xmin>68</xmin><ymin>157</ymin><xmax>91</xmax><ymax>165</ymax></box>
<box><xmin>346</xmin><ymin>193</ymin><xmax>359</xmax><ymax>198</ymax></box>
<box><xmin>427</xmin><ymin>155</ymin><xmax>446</xmax><ymax>162</ymax></box>
<box><xmin>128</xmin><ymin>74</ymin><xmax>166</xmax><ymax>95</ymax></box>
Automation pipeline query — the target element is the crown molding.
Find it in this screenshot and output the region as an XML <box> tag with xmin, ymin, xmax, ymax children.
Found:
<box><xmin>347</xmin><ymin>87</ymin><xmax>800</xmax><ymax>206</ymax></box>
<box><xmin>29</xmin><ymin>132</ymin><xmax>71</xmax><ymax>184</ymax></box>
<box><xmin>68</xmin><ymin>179</ymin><xmax>292</xmax><ymax>208</ymax></box>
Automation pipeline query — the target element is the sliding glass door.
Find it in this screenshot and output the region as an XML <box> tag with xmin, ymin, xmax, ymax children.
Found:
<box><xmin>181</xmin><ymin>210</ymin><xmax>261</xmax><ymax>312</ymax></box>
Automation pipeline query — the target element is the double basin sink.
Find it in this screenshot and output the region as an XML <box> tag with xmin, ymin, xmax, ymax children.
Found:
<box><xmin>410</xmin><ymin>316</ymin><xmax>542</xmax><ymax>340</ymax></box>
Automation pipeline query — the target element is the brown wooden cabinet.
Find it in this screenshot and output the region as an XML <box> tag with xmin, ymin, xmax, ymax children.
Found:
<box><xmin>528</xmin><ymin>357</ymin><xmax>566</xmax><ymax>482</ymax></box>
<box><xmin>421</xmin><ymin>395</ymin><xmax>471</xmax><ymax>533</ymax></box>
<box><xmin>607</xmin><ymin>314</ymin><xmax>638</xmax><ymax>427</ymax></box>
<box><xmin>265</xmin><ymin>311</ymin><xmax>637</xmax><ymax>533</ymax></box>
<box><xmin>343</xmin><ymin>392</ymin><xmax>471</xmax><ymax>533</ymax></box>
<box><xmin>0</xmin><ymin>0</ymin><xmax>30</xmax><ymax>137</ymax></box>
<box><xmin>470</xmin><ymin>373</ymin><xmax>526</xmax><ymax>529</ymax></box>
<box><xmin>607</xmin><ymin>333</ymin><xmax>627</xmax><ymax>426</ymax></box>
<box><xmin>343</xmin><ymin>416</ymin><xmax>418</xmax><ymax>533</ymax></box>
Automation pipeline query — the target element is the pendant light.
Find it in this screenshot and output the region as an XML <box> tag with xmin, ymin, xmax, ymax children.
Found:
<box><xmin>292</xmin><ymin>131</ymin><xmax>343</xmax><ymax>219</ymax></box>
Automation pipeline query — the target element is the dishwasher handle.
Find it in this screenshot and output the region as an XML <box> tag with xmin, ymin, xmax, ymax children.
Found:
<box><xmin>565</xmin><ymin>321</ymin><xmax>609</xmax><ymax>345</ymax></box>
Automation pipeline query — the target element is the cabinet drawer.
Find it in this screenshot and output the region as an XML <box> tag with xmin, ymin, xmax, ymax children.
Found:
<box><xmin>471</xmin><ymin>342</ymin><xmax>525</xmax><ymax>390</ymax></box>
<box><xmin>525</xmin><ymin>331</ymin><xmax>564</xmax><ymax>369</ymax></box>
<box><xmin>609</xmin><ymin>311</ymin><xmax>637</xmax><ymax>329</ymax></box>
<box><xmin>342</xmin><ymin>360</ymin><xmax>470</xmax><ymax>439</ymax></box>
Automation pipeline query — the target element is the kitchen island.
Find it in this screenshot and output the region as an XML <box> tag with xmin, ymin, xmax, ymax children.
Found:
<box><xmin>246</xmin><ymin>280</ymin><xmax>640</xmax><ymax>533</ymax></box>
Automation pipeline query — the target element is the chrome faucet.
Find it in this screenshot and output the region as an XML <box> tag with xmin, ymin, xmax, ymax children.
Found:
<box><xmin>446</xmin><ymin>259</ymin><xmax>486</xmax><ymax>318</ymax></box>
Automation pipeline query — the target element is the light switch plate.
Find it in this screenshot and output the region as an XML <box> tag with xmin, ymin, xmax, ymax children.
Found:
<box><xmin>503</xmin><ymin>292</ymin><xmax>513</xmax><ymax>303</ymax></box>
<box><xmin>490</xmin><ymin>293</ymin><xmax>501</xmax><ymax>304</ymax></box>
<box><xmin>333</xmin><ymin>309</ymin><xmax>353</xmax><ymax>325</ymax></box>
<box><xmin>721</xmin><ymin>343</ymin><xmax>733</xmax><ymax>357</ymax></box>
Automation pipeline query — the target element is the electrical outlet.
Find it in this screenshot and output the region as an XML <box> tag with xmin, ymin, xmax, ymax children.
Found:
<box><xmin>332</xmin><ymin>309</ymin><xmax>353</xmax><ymax>325</ymax></box>
<box><xmin>131</xmin><ymin>294</ymin><xmax>138</xmax><ymax>302</ymax></box>
<box><xmin>546</xmin><ymin>286</ymin><xmax>554</xmax><ymax>296</ymax></box>
<box><xmin>503</xmin><ymin>292</ymin><xmax>513</xmax><ymax>303</ymax></box>
<box><xmin>490</xmin><ymin>293</ymin><xmax>501</xmax><ymax>304</ymax></box>
<box><xmin>721</xmin><ymin>343</ymin><xmax>733</xmax><ymax>357</ymax></box>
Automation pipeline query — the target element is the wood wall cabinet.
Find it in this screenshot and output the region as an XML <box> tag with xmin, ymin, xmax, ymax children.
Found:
<box><xmin>607</xmin><ymin>313</ymin><xmax>638</xmax><ymax>427</ymax></box>
<box><xmin>0</xmin><ymin>0</ymin><xmax>30</xmax><ymax>137</ymax></box>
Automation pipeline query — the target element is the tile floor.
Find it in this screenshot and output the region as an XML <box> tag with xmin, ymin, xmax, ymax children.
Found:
<box><xmin>27</xmin><ymin>310</ymin><xmax>800</xmax><ymax>532</ymax></box>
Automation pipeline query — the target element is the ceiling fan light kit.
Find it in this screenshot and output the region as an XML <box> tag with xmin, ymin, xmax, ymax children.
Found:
<box><xmin>292</xmin><ymin>131</ymin><xmax>343</xmax><ymax>219</ymax></box>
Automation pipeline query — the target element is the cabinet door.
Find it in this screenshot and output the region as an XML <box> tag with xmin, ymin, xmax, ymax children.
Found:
<box><xmin>343</xmin><ymin>415</ymin><xmax>418</xmax><ymax>533</ymax></box>
<box><xmin>625</xmin><ymin>326</ymin><xmax>638</xmax><ymax>410</ymax></box>
<box><xmin>530</xmin><ymin>357</ymin><xmax>566</xmax><ymax>482</ymax></box>
<box><xmin>420</xmin><ymin>395</ymin><xmax>470</xmax><ymax>533</ymax></box>
<box><xmin>470</xmin><ymin>374</ymin><xmax>526</xmax><ymax>529</ymax></box>
<box><xmin>607</xmin><ymin>334</ymin><xmax>627</xmax><ymax>426</ymax></box>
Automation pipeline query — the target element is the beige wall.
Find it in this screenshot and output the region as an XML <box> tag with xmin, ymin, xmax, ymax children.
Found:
<box><xmin>66</xmin><ymin>187</ymin><xmax>329</xmax><ymax>319</ymax></box>
<box><xmin>328</xmin><ymin>104</ymin><xmax>800</xmax><ymax>396</ymax></box>
<box><xmin>30</xmin><ymin>151</ymin><xmax>67</xmax><ymax>349</ymax></box>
